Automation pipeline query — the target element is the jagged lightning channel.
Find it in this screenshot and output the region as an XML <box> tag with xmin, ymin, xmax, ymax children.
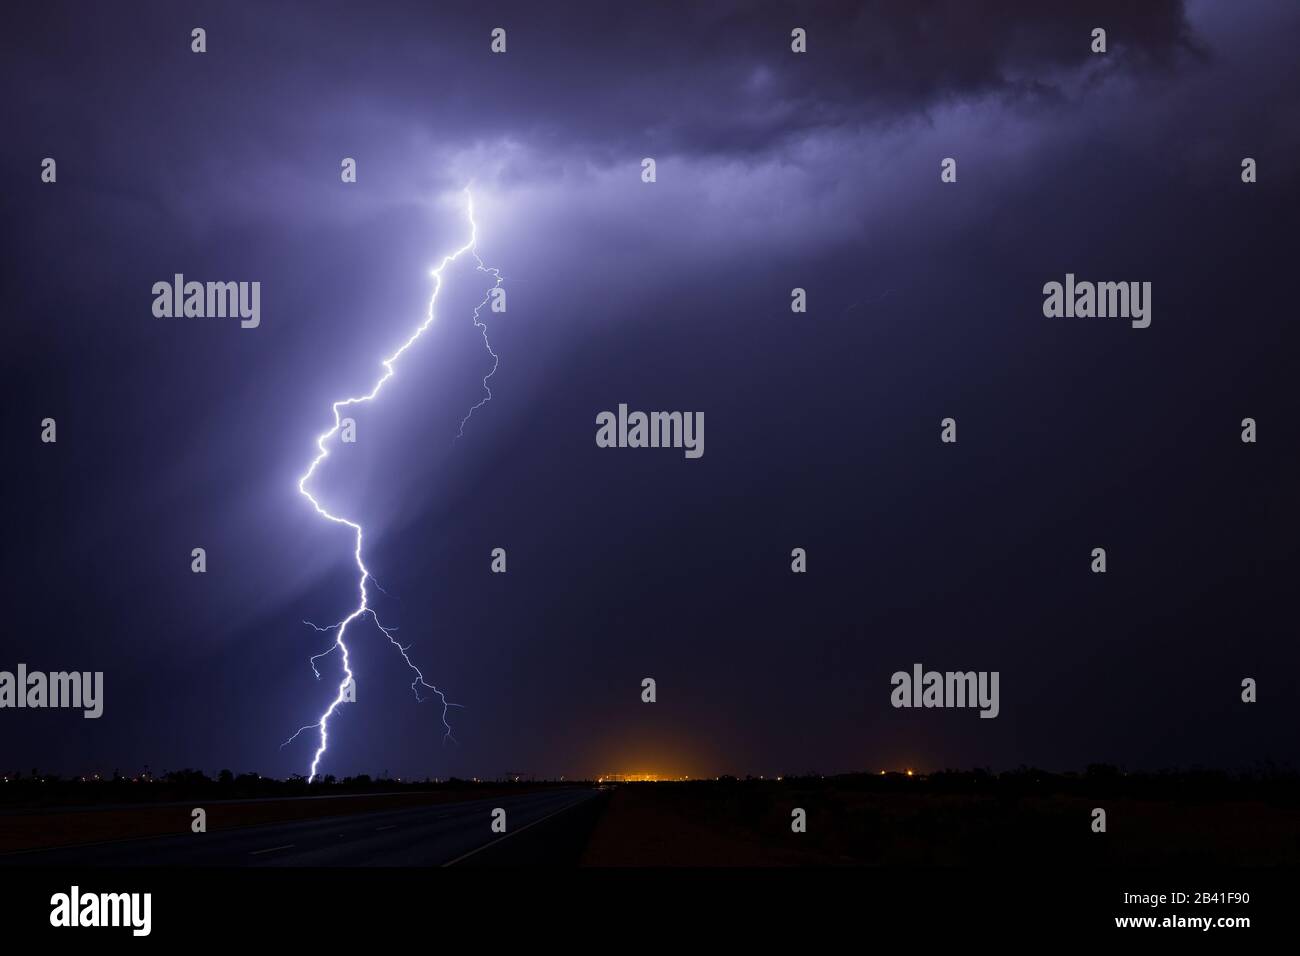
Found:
<box><xmin>283</xmin><ymin>189</ymin><xmax>499</xmax><ymax>782</ymax></box>
<box><xmin>456</xmin><ymin>260</ymin><xmax>502</xmax><ymax>439</ymax></box>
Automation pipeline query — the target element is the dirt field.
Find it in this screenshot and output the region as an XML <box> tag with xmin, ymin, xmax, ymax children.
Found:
<box><xmin>580</xmin><ymin>780</ymin><xmax>1300</xmax><ymax>866</ymax></box>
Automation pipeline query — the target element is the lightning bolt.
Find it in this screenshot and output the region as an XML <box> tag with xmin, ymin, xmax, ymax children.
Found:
<box><xmin>456</xmin><ymin>261</ymin><xmax>502</xmax><ymax>439</ymax></box>
<box><xmin>283</xmin><ymin>188</ymin><xmax>498</xmax><ymax>783</ymax></box>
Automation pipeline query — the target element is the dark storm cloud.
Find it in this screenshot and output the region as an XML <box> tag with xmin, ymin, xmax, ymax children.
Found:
<box><xmin>4</xmin><ymin>1</ymin><xmax>1198</xmax><ymax>167</ymax></box>
<box><xmin>513</xmin><ymin>0</ymin><xmax>1203</xmax><ymax>158</ymax></box>
<box><xmin>0</xmin><ymin>0</ymin><xmax>1219</xmax><ymax>295</ymax></box>
<box><xmin>0</xmin><ymin>0</ymin><xmax>1211</xmax><ymax>261</ymax></box>
<box><xmin>359</xmin><ymin>0</ymin><xmax>1199</xmax><ymax>158</ymax></box>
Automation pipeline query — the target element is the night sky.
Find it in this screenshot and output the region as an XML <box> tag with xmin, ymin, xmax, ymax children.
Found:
<box><xmin>3</xmin><ymin>1</ymin><xmax>1297</xmax><ymax>782</ymax></box>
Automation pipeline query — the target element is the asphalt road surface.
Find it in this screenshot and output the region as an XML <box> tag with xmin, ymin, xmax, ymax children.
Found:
<box><xmin>1</xmin><ymin>788</ymin><xmax>605</xmax><ymax>867</ymax></box>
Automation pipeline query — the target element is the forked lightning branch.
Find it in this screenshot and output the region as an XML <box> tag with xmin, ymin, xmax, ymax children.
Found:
<box><xmin>282</xmin><ymin>189</ymin><xmax>502</xmax><ymax>781</ymax></box>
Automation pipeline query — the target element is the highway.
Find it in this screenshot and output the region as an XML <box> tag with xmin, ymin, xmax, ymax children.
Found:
<box><xmin>1</xmin><ymin>788</ymin><xmax>604</xmax><ymax>867</ymax></box>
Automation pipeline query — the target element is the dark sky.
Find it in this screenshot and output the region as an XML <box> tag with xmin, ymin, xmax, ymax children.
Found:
<box><xmin>2</xmin><ymin>1</ymin><xmax>1298</xmax><ymax>781</ymax></box>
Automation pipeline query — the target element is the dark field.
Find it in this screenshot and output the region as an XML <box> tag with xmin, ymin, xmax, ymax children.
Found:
<box><xmin>0</xmin><ymin>777</ymin><xmax>553</xmax><ymax>854</ymax></box>
<box><xmin>581</xmin><ymin>771</ymin><xmax>1300</xmax><ymax>866</ymax></box>
<box><xmin>3</xmin><ymin>769</ymin><xmax>1296</xmax><ymax>866</ymax></box>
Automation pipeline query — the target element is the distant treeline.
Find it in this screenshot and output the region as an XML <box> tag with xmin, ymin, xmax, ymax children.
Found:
<box><xmin>717</xmin><ymin>764</ymin><xmax>1299</xmax><ymax>802</ymax></box>
<box><xmin>2</xmin><ymin>764</ymin><xmax>1295</xmax><ymax>810</ymax></box>
<box><xmin>0</xmin><ymin>768</ymin><xmax>582</xmax><ymax>809</ymax></box>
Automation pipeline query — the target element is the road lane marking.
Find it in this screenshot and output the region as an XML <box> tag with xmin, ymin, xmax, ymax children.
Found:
<box><xmin>249</xmin><ymin>844</ymin><xmax>296</xmax><ymax>856</ymax></box>
<box><xmin>375</xmin><ymin>825</ymin><xmax>397</xmax><ymax>831</ymax></box>
<box><xmin>441</xmin><ymin>792</ymin><xmax>599</xmax><ymax>867</ymax></box>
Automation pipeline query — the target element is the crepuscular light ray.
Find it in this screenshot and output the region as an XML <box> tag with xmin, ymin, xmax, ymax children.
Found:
<box><xmin>284</xmin><ymin>188</ymin><xmax>495</xmax><ymax>782</ymax></box>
